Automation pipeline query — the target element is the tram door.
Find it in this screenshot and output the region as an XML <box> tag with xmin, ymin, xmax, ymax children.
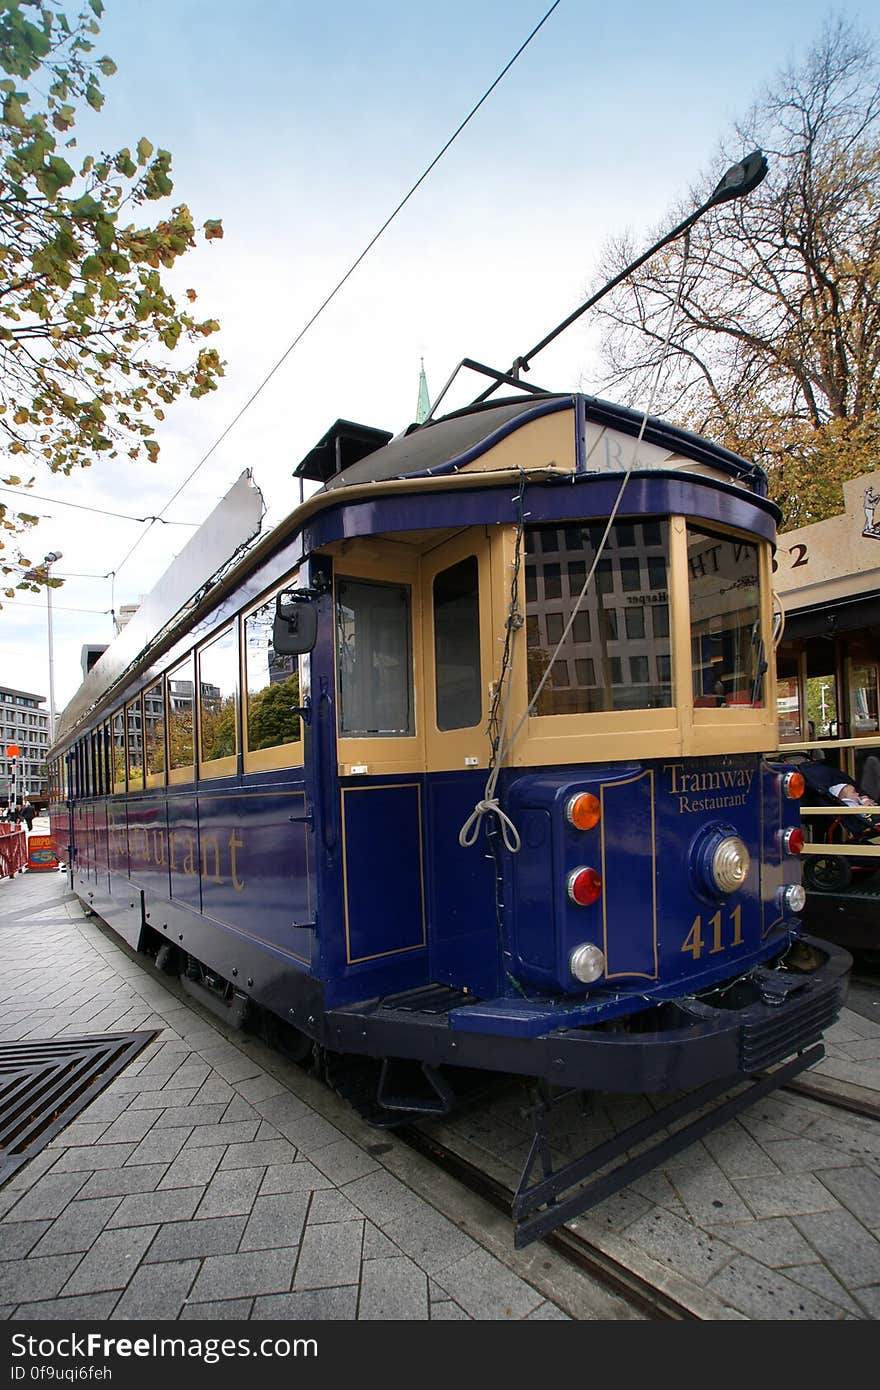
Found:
<box><xmin>420</xmin><ymin>532</ymin><xmax>499</xmax><ymax>993</ymax></box>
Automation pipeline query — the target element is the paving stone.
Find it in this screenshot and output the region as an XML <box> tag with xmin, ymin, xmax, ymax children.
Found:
<box><xmin>382</xmin><ymin>1204</ymin><xmax>476</xmax><ymax>1275</ymax></box>
<box><xmin>107</xmin><ymin>1185</ymin><xmax>203</xmax><ymax>1229</ymax></box>
<box><xmin>219</xmin><ymin>1139</ymin><xmax>297</xmax><ymax>1170</ymax></box>
<box><xmin>51</xmin><ymin>1143</ymin><xmax>140</xmax><ymax>1173</ymax></box>
<box><xmin>8</xmin><ymin>1292</ymin><xmax>120</xmax><ymax>1321</ymax></box>
<box><xmin>253</xmin><ymin>1092</ymin><xmax>311</xmax><ymax>1124</ymax></box>
<box><xmin>306</xmin><ymin>1189</ymin><xmax>364</xmax><ymax>1224</ymax></box>
<box><xmin>273</xmin><ymin>1113</ymin><xmax>344</xmax><ymax>1154</ymax></box>
<box><xmin>188</xmin><ymin>1247</ymin><xmax>298</xmax><ymax>1302</ymax></box>
<box><xmin>735</xmin><ymin>1173</ymin><xmax>843</xmax><ymax>1219</ymax></box>
<box><xmin>785</xmin><ymin>1263</ymin><xmax>867</xmax><ymax>1317</ymax></box>
<box><xmin>293</xmin><ymin>1219</ymin><xmax>364</xmax><ymax>1290</ymax></box>
<box><xmin>363</xmin><ymin>1223</ymin><xmax>401</xmax><ymax>1260</ymax></box>
<box><xmin>145</xmin><ymin>1215</ymin><xmax>249</xmax><ymax>1263</ymax></box>
<box><xmin>185</xmin><ymin>1121</ymin><xmax>260</xmax><ymax>1149</ymax></box>
<box><xmin>661</xmin><ymin>1159</ymin><xmax>754</xmax><ymax>1225</ymax></box>
<box><xmin>814</xmin><ymin>1164</ymin><xmax>880</xmax><ymax>1228</ymax></box>
<box><xmin>854</xmin><ymin>1284</ymin><xmax>880</xmax><ymax>1318</ymax></box>
<box><xmin>762</xmin><ymin>1137</ymin><xmax>860</xmax><ymax>1174</ymax></box>
<box><xmin>701</xmin><ymin>1123</ymin><xmax>781</xmax><ymax>1179</ymax></box>
<box><xmin>75</xmin><ymin>1164</ymin><xmax>168</xmax><ymax>1200</ymax></box>
<box><xmin>793</xmin><ymin>1208</ymin><xmax>880</xmax><ymax>1287</ymax></box>
<box><xmin>0</xmin><ymin>1220</ymin><xmax>52</xmax><ymax>1261</ymax></box>
<box><xmin>233</xmin><ymin>1074</ymin><xmax>291</xmax><ymax>1104</ymax></box>
<box><xmin>621</xmin><ymin>1206</ymin><xmax>735</xmax><ymax>1286</ymax></box>
<box><xmin>430</xmin><ymin>1299</ymin><xmax>470</xmax><ymax>1319</ymax></box>
<box><xmin>111</xmin><ymin>1258</ymin><xmax>199</xmax><ymax>1320</ymax></box>
<box><xmin>30</xmin><ymin>1197</ymin><xmax>121</xmax><ymax>1256</ymax></box>
<box><xmin>125</xmin><ymin>1127</ymin><xmax>192</xmax><ymax>1166</ymax></box>
<box><xmin>239</xmin><ymin>1192</ymin><xmax>310</xmax><ymax>1251</ymax></box>
<box><xmin>93</xmin><ymin>1109</ymin><xmax>165</xmax><ymax>1145</ymax></box>
<box><xmin>222</xmin><ymin>1096</ymin><xmax>261</xmax><ymax>1123</ymax></box>
<box><xmin>704</xmin><ymin>1216</ymin><xmax>817</xmax><ymax>1268</ymax></box>
<box><xmin>358</xmin><ymin>1254</ymin><xmax>429</xmax><ymax>1319</ymax></box>
<box><xmin>194</xmin><ymin>1049</ymin><xmax>262</xmax><ymax>1084</ymax></box>
<box><xmin>158</xmin><ymin>1145</ymin><xmax>226</xmax><ymax>1191</ymax></box>
<box><xmin>342</xmin><ymin>1170</ymin><xmax>425</xmax><ymax>1226</ymax></box>
<box><xmin>430</xmin><ymin>1247</ymin><xmax>545</xmax><ymax>1320</ymax></box>
<box><xmin>126</xmin><ymin>1087</ymin><xmax>198</xmax><ymax>1111</ymax></box>
<box><xmin>60</xmin><ymin>1226</ymin><xmax>158</xmax><ymax>1295</ymax></box>
<box><xmin>153</xmin><ymin>1104</ymin><xmax>228</xmax><ymax>1130</ymax></box>
<box><xmin>6</xmin><ymin>1171</ymin><xmax>90</xmax><ymax>1220</ymax></box>
<box><xmin>195</xmin><ymin>1166</ymin><xmax>264</xmax><ymax>1219</ymax></box>
<box><xmin>251</xmin><ymin>1287</ymin><xmax>358</xmax><ymax>1320</ymax></box>
<box><xmin>260</xmin><ymin>1161</ymin><xmax>333</xmax><ymax>1196</ymax></box>
<box><xmin>0</xmin><ymin>1253</ymin><xmax>83</xmax><ymax>1304</ymax></box>
<box><xmin>48</xmin><ymin>1120</ymin><xmax>111</xmax><ymax>1148</ymax></box>
<box><xmin>310</xmin><ymin>1137</ymin><xmax>381</xmax><ymax>1186</ymax></box>
<box><xmin>179</xmin><ymin>1298</ymin><xmax>254</xmax><ymax>1320</ymax></box>
<box><xmin>586</xmin><ymin>1186</ymin><xmax>654</xmax><ymax>1234</ymax></box>
<box><xmin>255</xmin><ymin>1120</ymin><xmax>281</xmax><ymax>1141</ymax></box>
<box><xmin>706</xmin><ymin>1253</ymin><xmax>848</xmax><ymax>1320</ymax></box>
<box><xmin>192</xmin><ymin>1078</ymin><xmax>236</xmax><ymax>1107</ymax></box>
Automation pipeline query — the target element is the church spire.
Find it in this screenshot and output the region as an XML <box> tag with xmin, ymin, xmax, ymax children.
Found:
<box><xmin>415</xmin><ymin>358</ymin><xmax>430</xmax><ymax>424</ymax></box>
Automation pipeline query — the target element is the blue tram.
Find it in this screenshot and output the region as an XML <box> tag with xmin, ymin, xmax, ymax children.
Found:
<box><xmin>48</xmin><ymin>391</ymin><xmax>850</xmax><ymax>1243</ymax></box>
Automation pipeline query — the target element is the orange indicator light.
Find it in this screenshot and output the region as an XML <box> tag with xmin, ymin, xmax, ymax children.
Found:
<box><xmin>565</xmin><ymin>792</ymin><xmax>601</xmax><ymax>831</ymax></box>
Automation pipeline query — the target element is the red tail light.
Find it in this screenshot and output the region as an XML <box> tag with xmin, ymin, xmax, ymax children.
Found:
<box><xmin>567</xmin><ymin>866</ymin><xmax>602</xmax><ymax>906</ymax></box>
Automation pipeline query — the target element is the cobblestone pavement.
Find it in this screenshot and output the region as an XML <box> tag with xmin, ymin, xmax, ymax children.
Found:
<box><xmin>1</xmin><ymin>870</ymin><xmax>878</xmax><ymax>1321</ymax></box>
<box><xmin>0</xmin><ymin>872</ymin><xmax>628</xmax><ymax>1322</ymax></box>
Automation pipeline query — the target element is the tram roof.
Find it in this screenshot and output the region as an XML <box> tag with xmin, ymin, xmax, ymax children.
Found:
<box><xmin>309</xmin><ymin>393</ymin><xmax>767</xmax><ymax>495</ymax></box>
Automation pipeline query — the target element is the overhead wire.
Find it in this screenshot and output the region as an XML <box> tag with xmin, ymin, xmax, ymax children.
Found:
<box><xmin>108</xmin><ymin>0</ymin><xmax>563</xmax><ymax>586</ymax></box>
<box><xmin>0</xmin><ymin>485</ymin><xmax>199</xmax><ymax>526</ymax></box>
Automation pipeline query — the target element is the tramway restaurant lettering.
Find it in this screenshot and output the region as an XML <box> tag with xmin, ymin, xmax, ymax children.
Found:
<box><xmin>108</xmin><ymin>822</ymin><xmax>246</xmax><ymax>891</ymax></box>
<box><xmin>663</xmin><ymin>762</ymin><xmax>754</xmax><ymax>815</ymax></box>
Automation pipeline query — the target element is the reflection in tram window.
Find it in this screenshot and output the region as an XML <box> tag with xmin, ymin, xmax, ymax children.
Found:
<box><xmin>525</xmin><ymin>520</ymin><xmax>671</xmax><ymax>715</ymax></box>
<box><xmin>244</xmin><ymin>592</ymin><xmax>302</xmax><ymax>753</ymax></box>
<box><xmin>198</xmin><ymin>627</ymin><xmax>239</xmax><ymax>763</ymax></box>
<box><xmin>144</xmin><ymin>680</ymin><xmax>166</xmax><ymax>779</ymax></box>
<box><xmin>167</xmin><ymin>657</ymin><xmax>195</xmax><ymax>772</ymax></box>
<box><xmin>688</xmin><ymin>526</ymin><xmax>764</xmax><ymax>708</ymax></box>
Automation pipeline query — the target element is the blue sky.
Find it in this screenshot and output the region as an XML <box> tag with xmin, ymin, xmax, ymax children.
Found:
<box><xmin>3</xmin><ymin>0</ymin><xmax>877</xmax><ymax>711</ymax></box>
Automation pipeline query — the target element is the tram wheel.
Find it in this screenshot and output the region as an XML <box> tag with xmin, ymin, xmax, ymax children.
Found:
<box><xmin>803</xmin><ymin>856</ymin><xmax>852</xmax><ymax>892</ymax></box>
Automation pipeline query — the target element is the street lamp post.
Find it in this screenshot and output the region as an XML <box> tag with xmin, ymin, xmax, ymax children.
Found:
<box><xmin>44</xmin><ymin>551</ymin><xmax>62</xmax><ymax>744</ymax></box>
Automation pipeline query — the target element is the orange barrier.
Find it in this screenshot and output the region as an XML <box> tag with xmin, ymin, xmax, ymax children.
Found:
<box><xmin>0</xmin><ymin>824</ymin><xmax>28</xmax><ymax>879</ymax></box>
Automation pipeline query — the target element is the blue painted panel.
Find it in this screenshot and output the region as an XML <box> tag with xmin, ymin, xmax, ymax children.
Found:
<box><xmin>510</xmin><ymin>809</ymin><xmax>555</xmax><ymax>973</ymax></box>
<box><xmin>341</xmin><ymin>784</ymin><xmax>425</xmax><ymax>965</ymax></box>
<box><xmin>197</xmin><ymin>788</ymin><xmax>313</xmax><ymax>965</ymax></box>
<box><xmin>425</xmin><ymin>773</ymin><xmax>502</xmax><ymax>998</ymax></box>
<box><xmin>599</xmin><ymin>771</ymin><xmax>658</xmax><ymax>979</ymax></box>
<box><xmin>127</xmin><ymin>797</ymin><xmax>171</xmax><ymax>901</ymax></box>
<box><xmin>167</xmin><ymin>795</ymin><xmax>201</xmax><ymax>913</ymax></box>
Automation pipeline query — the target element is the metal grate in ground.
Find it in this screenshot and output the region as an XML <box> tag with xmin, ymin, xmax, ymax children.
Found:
<box><xmin>0</xmin><ymin>1030</ymin><xmax>157</xmax><ymax>1185</ymax></box>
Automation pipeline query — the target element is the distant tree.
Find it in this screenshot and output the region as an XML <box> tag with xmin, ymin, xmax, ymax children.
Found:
<box><xmin>594</xmin><ymin>20</ymin><xmax>880</xmax><ymax>529</ymax></box>
<box><xmin>0</xmin><ymin>0</ymin><xmax>224</xmax><ymax>597</ymax></box>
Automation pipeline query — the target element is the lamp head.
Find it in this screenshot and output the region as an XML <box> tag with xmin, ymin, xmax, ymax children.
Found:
<box><xmin>707</xmin><ymin>150</ymin><xmax>768</xmax><ymax>208</ymax></box>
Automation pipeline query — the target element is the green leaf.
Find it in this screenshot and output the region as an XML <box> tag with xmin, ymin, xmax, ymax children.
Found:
<box><xmin>136</xmin><ymin>136</ymin><xmax>153</xmax><ymax>165</ymax></box>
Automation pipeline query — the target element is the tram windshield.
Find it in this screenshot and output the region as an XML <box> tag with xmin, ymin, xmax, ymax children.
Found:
<box><xmin>688</xmin><ymin>525</ymin><xmax>764</xmax><ymax>708</ymax></box>
<box><xmin>525</xmin><ymin>519</ymin><xmax>672</xmax><ymax>715</ymax></box>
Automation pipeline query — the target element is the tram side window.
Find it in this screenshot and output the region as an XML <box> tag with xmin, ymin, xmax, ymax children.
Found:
<box><xmin>111</xmin><ymin>710</ymin><xmax>126</xmax><ymax>791</ymax></box>
<box><xmin>524</xmin><ymin>520</ymin><xmax>672</xmax><ymax>715</ymax></box>
<box><xmin>198</xmin><ymin>627</ymin><xmax>239</xmax><ymax>764</ymax></box>
<box><xmin>144</xmin><ymin>680</ymin><xmax>166</xmax><ymax>781</ymax></box>
<box><xmin>126</xmin><ymin>698</ymin><xmax>144</xmax><ymax>792</ymax></box>
<box><xmin>243</xmin><ymin>592</ymin><xmax>302</xmax><ymax>753</ymax></box>
<box><xmin>167</xmin><ymin>657</ymin><xmax>195</xmax><ymax>774</ymax></box>
<box><xmin>336</xmin><ymin>578</ymin><xmax>414</xmax><ymax>737</ymax></box>
<box><xmin>433</xmin><ymin>556</ymin><xmax>481</xmax><ymax>730</ymax></box>
<box><xmin>688</xmin><ymin>526</ymin><xmax>764</xmax><ymax>708</ymax></box>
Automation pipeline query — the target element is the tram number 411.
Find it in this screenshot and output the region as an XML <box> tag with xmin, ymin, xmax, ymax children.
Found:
<box><xmin>681</xmin><ymin>906</ymin><xmax>744</xmax><ymax>959</ymax></box>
